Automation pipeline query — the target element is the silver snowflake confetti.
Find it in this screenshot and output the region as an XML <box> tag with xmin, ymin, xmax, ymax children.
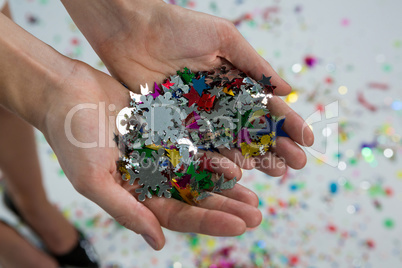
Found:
<box><xmin>116</xmin><ymin>67</ymin><xmax>288</xmax><ymax>203</ymax></box>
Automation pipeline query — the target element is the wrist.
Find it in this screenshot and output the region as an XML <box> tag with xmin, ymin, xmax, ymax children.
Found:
<box><xmin>0</xmin><ymin>13</ymin><xmax>76</xmax><ymax>130</ymax></box>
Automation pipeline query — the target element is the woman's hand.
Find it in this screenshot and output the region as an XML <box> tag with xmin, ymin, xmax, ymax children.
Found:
<box><xmin>0</xmin><ymin>12</ymin><xmax>262</xmax><ymax>250</ymax></box>
<box><xmin>62</xmin><ymin>0</ymin><xmax>314</xmax><ymax>173</ymax></box>
<box><xmin>41</xmin><ymin>61</ymin><xmax>263</xmax><ymax>250</ymax></box>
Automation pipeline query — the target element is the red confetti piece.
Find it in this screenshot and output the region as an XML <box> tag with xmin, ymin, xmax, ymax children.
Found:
<box><xmin>368</xmin><ymin>82</ymin><xmax>389</xmax><ymax>90</ymax></box>
<box><xmin>288</xmin><ymin>255</ymin><xmax>299</xmax><ymax>266</ymax></box>
<box><xmin>357</xmin><ymin>92</ymin><xmax>377</xmax><ymax>112</ymax></box>
<box><xmin>327</xmin><ymin>224</ymin><xmax>337</xmax><ymax>232</ymax></box>
<box><xmin>365</xmin><ymin>239</ymin><xmax>375</xmax><ymax>249</ymax></box>
<box><xmin>385</xmin><ymin>187</ymin><xmax>393</xmax><ymax>196</ymax></box>
<box><xmin>268</xmin><ymin>207</ymin><xmax>276</xmax><ymax>216</ymax></box>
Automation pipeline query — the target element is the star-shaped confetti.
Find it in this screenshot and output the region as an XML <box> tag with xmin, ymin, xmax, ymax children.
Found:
<box><xmin>162</xmin><ymin>79</ymin><xmax>175</xmax><ymax>89</ymax></box>
<box><xmin>117</xmin><ymin>67</ymin><xmax>287</xmax><ymax>204</ymax></box>
<box><xmin>183</xmin><ymin>87</ymin><xmax>201</xmax><ymax>107</ymax></box>
<box><xmin>259</xmin><ymin>74</ymin><xmax>272</xmax><ymax>86</ymax></box>
<box><xmin>192</xmin><ymin>76</ymin><xmax>209</xmax><ymax>96</ymax></box>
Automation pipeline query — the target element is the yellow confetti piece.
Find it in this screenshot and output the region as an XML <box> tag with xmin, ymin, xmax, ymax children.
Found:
<box><xmin>240</xmin><ymin>142</ymin><xmax>260</xmax><ymax>158</ymax></box>
<box><xmin>62</xmin><ymin>208</ymin><xmax>72</xmax><ymax>219</ymax></box>
<box><xmin>248</xmin><ymin>109</ymin><xmax>267</xmax><ymax>124</ymax></box>
<box><xmin>118</xmin><ymin>165</ymin><xmax>130</xmax><ymax>181</ymax></box>
<box><xmin>224</xmin><ymin>128</ymin><xmax>233</xmax><ymax>137</ymax></box>
<box><xmin>267</xmin><ymin>196</ymin><xmax>276</xmax><ymax>205</ymax></box>
<box><xmin>222</xmin><ymin>87</ymin><xmax>235</xmax><ymax>96</ymax></box>
<box><xmin>289</xmin><ymin>196</ymin><xmax>298</xmax><ymax>206</ymax></box>
<box><xmin>145</xmin><ymin>144</ymin><xmax>162</xmax><ymax>150</ymax></box>
<box><xmin>340</xmin><ymin>132</ymin><xmax>348</xmax><ymax>142</ymax></box>
<box><xmin>172</xmin><ymin>180</ymin><xmax>198</xmax><ymax>205</ymax></box>
<box><xmin>314</xmin><ymin>155</ymin><xmax>327</xmax><ymax>165</ymax></box>
<box><xmin>166</xmin><ymin>149</ymin><xmax>182</xmax><ymax>167</ymax></box>
<box><xmin>207</xmin><ymin>238</ymin><xmax>216</xmax><ymax>248</ymax></box>
<box><xmin>285</xmin><ymin>91</ymin><xmax>299</xmax><ymax>103</ymax></box>
<box><xmin>260</xmin><ymin>134</ymin><xmax>273</xmax><ymax>146</ymax></box>
<box><xmin>51</xmin><ymin>152</ymin><xmax>58</xmax><ymax>160</ymax></box>
<box><xmin>256</xmin><ymin>48</ymin><xmax>266</xmax><ymax>57</ymax></box>
<box><xmin>251</xmin><ymin>109</ymin><xmax>266</xmax><ymax>119</ymax></box>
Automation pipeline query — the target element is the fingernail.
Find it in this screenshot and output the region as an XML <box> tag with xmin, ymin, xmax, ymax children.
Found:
<box><xmin>141</xmin><ymin>234</ymin><xmax>158</xmax><ymax>250</ymax></box>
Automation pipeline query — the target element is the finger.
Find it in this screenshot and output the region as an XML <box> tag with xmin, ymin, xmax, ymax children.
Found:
<box><xmin>254</xmin><ymin>152</ymin><xmax>287</xmax><ymax>177</ymax></box>
<box><xmin>143</xmin><ymin>197</ymin><xmax>246</xmax><ymax>236</ymax></box>
<box><xmin>198</xmin><ymin>150</ymin><xmax>242</xmax><ymax>180</ymax></box>
<box><xmin>217</xmin><ymin>20</ymin><xmax>291</xmax><ymax>96</ymax></box>
<box><xmin>217</xmin><ymin>183</ymin><xmax>260</xmax><ymax>208</ymax></box>
<box><xmin>81</xmin><ymin>174</ymin><xmax>165</xmax><ymax>250</ymax></box>
<box><xmin>272</xmin><ymin>137</ymin><xmax>307</xmax><ymax>170</ymax></box>
<box><xmin>267</xmin><ymin>96</ymin><xmax>314</xmax><ymax>146</ymax></box>
<box><xmin>197</xmin><ymin>192</ymin><xmax>262</xmax><ymax>228</ymax></box>
<box><xmin>217</xmin><ymin>147</ymin><xmax>256</xmax><ymax>170</ymax></box>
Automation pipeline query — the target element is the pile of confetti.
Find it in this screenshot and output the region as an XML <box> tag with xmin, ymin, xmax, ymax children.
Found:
<box><xmin>115</xmin><ymin>67</ymin><xmax>288</xmax><ymax>203</ymax></box>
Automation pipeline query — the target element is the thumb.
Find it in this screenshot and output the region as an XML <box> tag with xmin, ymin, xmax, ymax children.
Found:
<box><xmin>81</xmin><ymin>174</ymin><xmax>165</xmax><ymax>250</ymax></box>
<box><xmin>216</xmin><ymin>20</ymin><xmax>291</xmax><ymax>96</ymax></box>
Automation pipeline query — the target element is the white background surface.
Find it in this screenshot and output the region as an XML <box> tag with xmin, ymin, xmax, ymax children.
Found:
<box><xmin>1</xmin><ymin>0</ymin><xmax>401</xmax><ymax>267</ymax></box>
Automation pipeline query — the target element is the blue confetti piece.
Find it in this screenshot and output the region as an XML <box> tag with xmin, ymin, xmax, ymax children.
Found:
<box><xmin>192</xmin><ymin>76</ymin><xmax>209</xmax><ymax>96</ymax></box>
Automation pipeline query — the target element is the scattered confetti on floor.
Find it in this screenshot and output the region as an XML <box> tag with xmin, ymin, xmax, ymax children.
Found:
<box><xmin>1</xmin><ymin>0</ymin><xmax>401</xmax><ymax>267</ymax></box>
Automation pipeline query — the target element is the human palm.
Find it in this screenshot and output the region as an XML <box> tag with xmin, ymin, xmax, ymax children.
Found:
<box><xmin>99</xmin><ymin>3</ymin><xmax>291</xmax><ymax>93</ymax></box>
<box><xmin>44</xmin><ymin>62</ymin><xmax>261</xmax><ymax>250</ymax></box>
<box><xmin>98</xmin><ymin>3</ymin><xmax>233</xmax><ymax>92</ymax></box>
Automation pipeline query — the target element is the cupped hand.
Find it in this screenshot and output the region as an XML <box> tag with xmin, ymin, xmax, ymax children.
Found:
<box><xmin>96</xmin><ymin>2</ymin><xmax>290</xmax><ymax>95</ymax></box>
<box><xmin>85</xmin><ymin>2</ymin><xmax>314</xmax><ymax>174</ymax></box>
<box><xmin>43</xmin><ymin>61</ymin><xmax>262</xmax><ymax>250</ymax></box>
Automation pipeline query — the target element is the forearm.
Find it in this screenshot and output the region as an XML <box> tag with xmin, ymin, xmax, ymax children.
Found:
<box><xmin>61</xmin><ymin>0</ymin><xmax>163</xmax><ymax>52</ymax></box>
<box><xmin>0</xmin><ymin>13</ymin><xmax>73</xmax><ymax>129</ymax></box>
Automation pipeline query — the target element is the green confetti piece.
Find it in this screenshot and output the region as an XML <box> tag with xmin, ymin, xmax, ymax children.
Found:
<box><xmin>384</xmin><ymin>218</ymin><xmax>395</xmax><ymax>229</ymax></box>
<box><xmin>368</xmin><ymin>185</ymin><xmax>385</xmax><ymax>197</ymax></box>
<box><xmin>343</xmin><ymin>181</ymin><xmax>354</xmax><ymax>191</ymax></box>
<box><xmin>349</xmin><ymin>158</ymin><xmax>357</xmax><ymax>165</ymax></box>
<box><xmin>197</xmin><ymin>175</ymin><xmax>214</xmax><ymax>190</ymax></box>
<box><xmin>382</xmin><ymin>63</ymin><xmax>392</xmax><ymax>73</ymax></box>
<box><xmin>209</xmin><ymin>2</ymin><xmax>218</xmax><ymax>13</ymax></box>
<box><xmin>177</xmin><ymin>67</ymin><xmax>194</xmax><ymax>84</ymax></box>
<box><xmin>85</xmin><ymin>219</ymin><xmax>95</xmax><ymax>228</ymax></box>
<box><xmin>169</xmin><ymin>187</ymin><xmax>183</xmax><ymax>201</ymax></box>
<box><xmin>133</xmin><ymin>147</ymin><xmax>157</xmax><ymax>159</ymax></box>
